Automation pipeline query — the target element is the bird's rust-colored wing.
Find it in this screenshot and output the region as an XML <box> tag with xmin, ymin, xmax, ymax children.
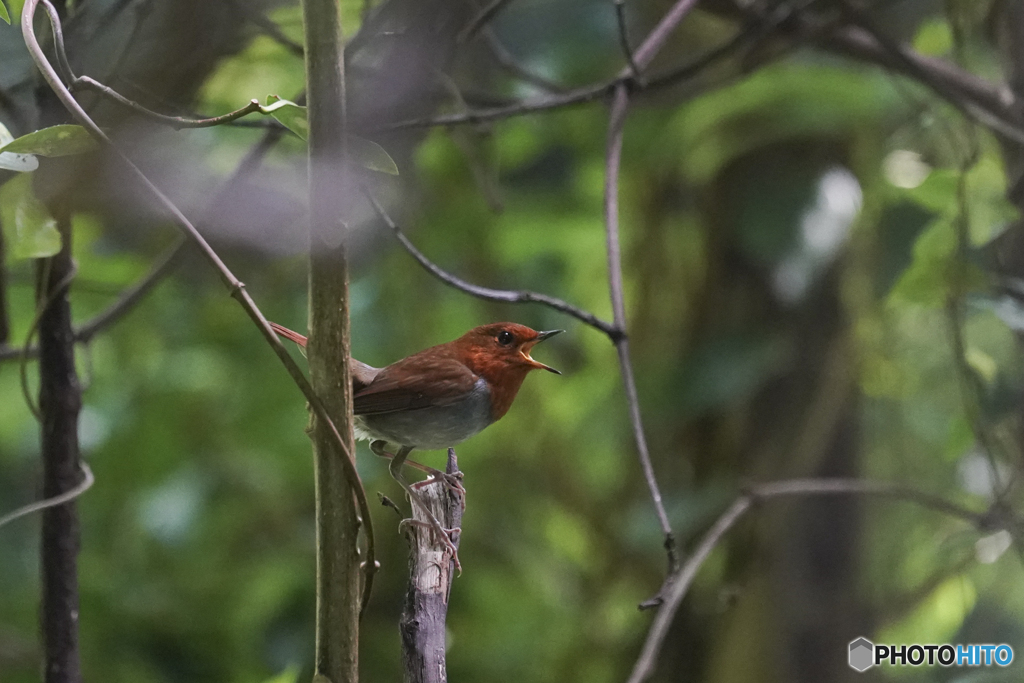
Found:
<box><xmin>353</xmin><ymin>351</ymin><xmax>478</xmax><ymax>415</ymax></box>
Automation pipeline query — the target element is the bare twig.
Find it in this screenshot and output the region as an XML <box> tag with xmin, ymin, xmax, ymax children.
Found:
<box><xmin>600</xmin><ymin>0</ymin><xmax>704</xmax><ymax>575</ymax></box>
<box><xmin>363</xmin><ymin>191</ymin><xmax>621</xmax><ymax>338</ymax></box>
<box><xmin>626</xmin><ymin>478</ymin><xmax>992</xmax><ymax>683</ymax></box>
<box><xmin>604</xmin><ymin>83</ymin><xmax>676</xmax><ymax>572</ymax></box>
<box><xmin>0</xmin><ymin>463</ymin><xmax>94</xmax><ymax>530</ymax></box>
<box><xmin>75</xmin><ymin>79</ymin><xmax>266</xmax><ymax>129</ymax></box>
<box><xmin>400</xmin><ymin>448</ymin><xmax>464</xmax><ymax>683</ymax></box>
<box><xmin>21</xmin><ymin>0</ymin><xmax>377</xmax><ymax>612</ymax></box>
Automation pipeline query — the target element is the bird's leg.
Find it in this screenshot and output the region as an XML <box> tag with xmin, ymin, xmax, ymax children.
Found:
<box><xmin>389</xmin><ymin>445</ymin><xmax>462</xmax><ymax>573</ymax></box>
<box><xmin>370</xmin><ymin>440</ymin><xmax>466</xmax><ymax>499</ymax></box>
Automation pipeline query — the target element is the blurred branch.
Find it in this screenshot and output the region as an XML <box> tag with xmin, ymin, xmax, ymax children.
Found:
<box><xmin>614</xmin><ymin>0</ymin><xmax>639</xmax><ymax>79</ymax></box>
<box><xmin>0</xmin><ymin>115</ymin><xmax>289</xmax><ymax>365</ymax></box>
<box><xmin>228</xmin><ymin>0</ymin><xmax>304</xmax><ymax>57</ymax></box>
<box><xmin>0</xmin><ymin>219</ymin><xmax>8</xmax><ymax>346</ymax></box>
<box><xmin>459</xmin><ymin>0</ymin><xmax>515</xmax><ymax>43</ymax></box>
<box><xmin>832</xmin><ymin>0</ymin><xmax>1024</xmax><ymax>145</ymax></box>
<box><xmin>363</xmin><ymin>191</ymin><xmax>621</xmax><ymax>338</ymax></box>
<box><xmin>0</xmin><ymin>236</ymin><xmax>186</xmax><ymax>363</ymax></box>
<box><xmin>21</xmin><ymin>0</ymin><xmax>377</xmax><ymax>615</ymax></box>
<box><xmin>481</xmin><ymin>27</ymin><xmax>566</xmax><ymax>94</ymax></box>
<box><xmin>400</xmin><ymin>448</ymin><xmax>464</xmax><ymax>683</ymax></box>
<box><xmin>382</xmin><ymin>1</ymin><xmax>1024</xmax><ymax>146</ymax></box>
<box><xmin>626</xmin><ymin>478</ymin><xmax>995</xmax><ymax>683</ymax></box>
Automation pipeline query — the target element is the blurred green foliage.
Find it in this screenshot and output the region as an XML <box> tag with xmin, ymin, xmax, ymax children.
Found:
<box><xmin>3</xmin><ymin>1</ymin><xmax>1024</xmax><ymax>682</ymax></box>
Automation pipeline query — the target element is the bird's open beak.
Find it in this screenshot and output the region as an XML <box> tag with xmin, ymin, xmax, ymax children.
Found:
<box><xmin>522</xmin><ymin>329</ymin><xmax>564</xmax><ymax>374</ymax></box>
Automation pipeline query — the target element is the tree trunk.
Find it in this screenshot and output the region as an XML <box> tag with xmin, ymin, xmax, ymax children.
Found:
<box><xmin>301</xmin><ymin>1</ymin><xmax>361</xmax><ymax>681</ymax></box>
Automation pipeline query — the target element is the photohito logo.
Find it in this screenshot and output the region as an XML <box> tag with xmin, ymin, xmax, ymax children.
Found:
<box><xmin>848</xmin><ymin>637</ymin><xmax>1014</xmax><ymax>672</ymax></box>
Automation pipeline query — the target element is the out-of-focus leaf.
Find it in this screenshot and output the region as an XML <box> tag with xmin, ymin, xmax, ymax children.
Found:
<box><xmin>0</xmin><ymin>120</ymin><xmax>39</xmax><ymax>172</ymax></box>
<box><xmin>0</xmin><ymin>124</ymin><xmax>99</xmax><ymax>157</ymax></box>
<box><xmin>887</xmin><ymin>218</ymin><xmax>956</xmax><ymax>306</ymax></box>
<box><xmin>348</xmin><ymin>135</ymin><xmax>399</xmax><ymax>175</ymax></box>
<box><xmin>0</xmin><ymin>1</ymin><xmax>10</xmax><ymax>25</ymax></box>
<box><xmin>913</xmin><ymin>18</ymin><xmax>952</xmax><ymax>56</ymax></box>
<box><xmin>904</xmin><ymin>169</ymin><xmax>957</xmax><ymax>214</ymax></box>
<box><xmin>260</xmin><ymin>665</ymin><xmax>300</xmax><ymax>683</ymax></box>
<box><xmin>878</xmin><ymin>576</ymin><xmax>976</xmax><ymax>646</ymax></box>
<box><xmin>0</xmin><ymin>173</ymin><xmax>61</xmax><ymax>259</ymax></box>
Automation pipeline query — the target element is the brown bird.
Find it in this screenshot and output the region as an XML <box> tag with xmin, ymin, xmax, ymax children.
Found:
<box><xmin>271</xmin><ymin>321</ymin><xmax>562</xmax><ymax>563</ymax></box>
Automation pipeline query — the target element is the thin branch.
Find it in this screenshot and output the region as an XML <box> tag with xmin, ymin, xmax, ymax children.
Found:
<box><xmin>0</xmin><ymin>463</ymin><xmax>94</xmax><ymax>530</ymax></box>
<box><xmin>599</xmin><ymin>0</ymin><xmax>704</xmax><ymax>575</ymax></box>
<box><xmin>21</xmin><ymin>0</ymin><xmax>377</xmax><ymax>612</ymax></box>
<box><xmin>363</xmin><ymin>191</ymin><xmax>622</xmax><ymax>338</ymax></box>
<box><xmin>459</xmin><ymin>0</ymin><xmax>515</xmax><ymax>43</ymax></box>
<box><xmin>626</xmin><ymin>478</ymin><xmax>991</xmax><ymax>683</ymax></box>
<box><xmin>74</xmin><ymin>79</ymin><xmax>266</xmax><ymax>129</ymax></box>
<box><xmin>604</xmin><ymin>83</ymin><xmax>676</xmax><ymax>572</ymax></box>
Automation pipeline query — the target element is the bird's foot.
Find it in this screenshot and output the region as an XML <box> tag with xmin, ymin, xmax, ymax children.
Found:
<box><xmin>412</xmin><ymin>468</ymin><xmax>466</xmax><ymax>504</ymax></box>
<box><xmin>399</xmin><ymin>518</ymin><xmax>463</xmax><ymax>575</ymax></box>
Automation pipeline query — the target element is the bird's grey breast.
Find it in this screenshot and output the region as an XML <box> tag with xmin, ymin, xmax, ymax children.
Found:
<box><xmin>354</xmin><ymin>377</ymin><xmax>492</xmax><ymax>450</ymax></box>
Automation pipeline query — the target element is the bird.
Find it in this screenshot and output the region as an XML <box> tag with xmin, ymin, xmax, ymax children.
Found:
<box><xmin>269</xmin><ymin>320</ymin><xmax>563</xmax><ymax>564</ymax></box>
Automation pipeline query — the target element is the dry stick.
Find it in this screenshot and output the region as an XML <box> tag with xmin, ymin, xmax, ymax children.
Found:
<box><xmin>20</xmin><ymin>0</ymin><xmax>377</xmax><ymax>613</ymax></box>
<box><xmin>625</xmin><ymin>478</ymin><xmax>990</xmax><ymax>683</ymax></box>
<box><xmin>363</xmin><ymin>191</ymin><xmax>621</xmax><ymax>338</ymax></box>
<box><xmin>400</xmin><ymin>448</ymin><xmax>464</xmax><ymax>683</ymax></box>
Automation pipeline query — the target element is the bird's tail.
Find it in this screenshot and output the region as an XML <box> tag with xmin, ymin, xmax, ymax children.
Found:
<box><xmin>269</xmin><ymin>321</ymin><xmax>308</xmax><ymax>348</ymax></box>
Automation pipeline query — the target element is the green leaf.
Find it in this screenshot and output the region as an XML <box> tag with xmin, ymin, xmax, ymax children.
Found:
<box><xmin>263</xmin><ymin>96</ymin><xmax>308</xmax><ymax>139</ymax></box>
<box><xmin>349</xmin><ymin>135</ymin><xmax>399</xmax><ymax>175</ymax></box>
<box><xmin>0</xmin><ymin>124</ymin><xmax>99</xmax><ymax>157</ymax></box>
<box><xmin>0</xmin><ymin>0</ymin><xmax>10</xmax><ymax>25</ymax></box>
<box><xmin>0</xmin><ymin>174</ymin><xmax>61</xmax><ymax>259</ymax></box>
<box><xmin>261</xmin><ymin>96</ymin><xmax>398</xmax><ymax>174</ymax></box>
<box><xmin>0</xmin><ymin>121</ymin><xmax>39</xmax><ymax>173</ymax></box>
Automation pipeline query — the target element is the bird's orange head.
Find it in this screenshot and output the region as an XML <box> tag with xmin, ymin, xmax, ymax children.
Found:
<box><xmin>453</xmin><ymin>322</ymin><xmax>563</xmax><ymax>419</ymax></box>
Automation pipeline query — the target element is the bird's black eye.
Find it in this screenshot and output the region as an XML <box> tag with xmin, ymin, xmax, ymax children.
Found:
<box><xmin>497</xmin><ymin>330</ymin><xmax>514</xmax><ymax>346</ymax></box>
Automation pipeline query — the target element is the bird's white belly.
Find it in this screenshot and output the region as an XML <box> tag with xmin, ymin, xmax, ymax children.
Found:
<box><xmin>354</xmin><ymin>378</ymin><xmax>493</xmax><ymax>450</ymax></box>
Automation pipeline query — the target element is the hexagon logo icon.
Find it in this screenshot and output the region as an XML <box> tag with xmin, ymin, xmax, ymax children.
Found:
<box><xmin>849</xmin><ymin>637</ymin><xmax>874</xmax><ymax>672</ymax></box>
